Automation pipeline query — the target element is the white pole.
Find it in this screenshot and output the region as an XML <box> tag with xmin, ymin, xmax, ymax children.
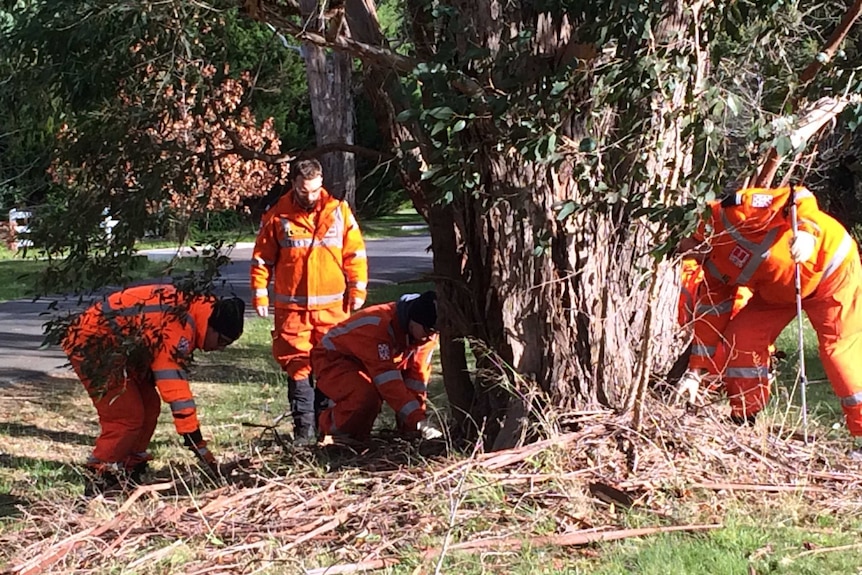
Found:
<box><xmin>789</xmin><ymin>186</ymin><xmax>809</xmax><ymax>443</ymax></box>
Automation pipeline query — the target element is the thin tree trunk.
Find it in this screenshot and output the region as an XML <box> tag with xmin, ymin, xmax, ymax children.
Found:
<box><xmin>299</xmin><ymin>0</ymin><xmax>356</xmax><ymax>205</ymax></box>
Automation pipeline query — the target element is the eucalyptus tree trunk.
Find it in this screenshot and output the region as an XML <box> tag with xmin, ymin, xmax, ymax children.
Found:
<box><xmin>301</xmin><ymin>0</ymin><xmax>707</xmax><ymax>448</ymax></box>
<box><xmin>299</xmin><ymin>0</ymin><xmax>356</xmax><ymax>205</ymax></box>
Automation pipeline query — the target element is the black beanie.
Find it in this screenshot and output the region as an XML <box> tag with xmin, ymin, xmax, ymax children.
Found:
<box><xmin>209</xmin><ymin>297</ymin><xmax>245</xmax><ymax>342</ymax></box>
<box><xmin>406</xmin><ymin>290</ymin><xmax>437</xmax><ymax>330</ymax></box>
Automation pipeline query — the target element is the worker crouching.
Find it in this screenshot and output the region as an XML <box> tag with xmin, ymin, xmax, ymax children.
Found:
<box><xmin>62</xmin><ymin>284</ymin><xmax>245</xmax><ymax>495</ymax></box>
<box><xmin>311</xmin><ymin>291</ymin><xmax>443</xmax><ymax>442</ymax></box>
<box><xmin>676</xmin><ymin>186</ymin><xmax>862</xmax><ymax>446</ymax></box>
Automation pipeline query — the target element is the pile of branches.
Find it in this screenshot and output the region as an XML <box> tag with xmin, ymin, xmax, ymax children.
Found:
<box><xmin>3</xmin><ymin>398</ymin><xmax>861</xmax><ymax>575</ymax></box>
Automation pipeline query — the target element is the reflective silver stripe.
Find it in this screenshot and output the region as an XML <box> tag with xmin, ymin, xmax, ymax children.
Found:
<box><xmin>170</xmin><ymin>398</ymin><xmax>196</xmax><ymax>411</ymax></box>
<box><xmin>320</xmin><ymin>315</ymin><xmax>383</xmax><ymax>350</ymax></box>
<box><xmin>695</xmin><ymin>300</ymin><xmax>733</xmax><ymax>316</ymax></box>
<box><xmin>111</xmin><ymin>303</ymin><xmax>171</xmax><ymax>316</ymax></box>
<box><xmin>274</xmin><ymin>293</ymin><xmax>344</xmax><ymax>306</ymax></box>
<box><xmin>350</xmin><ymin>281</ymin><xmax>368</xmax><ymax>290</ymax></box>
<box><xmin>154</xmin><ymin>369</ymin><xmax>189</xmax><ymax>381</ymax></box>
<box><xmin>103</xmin><ymin>296</ymin><xmax>195</xmax><ymax>337</ymax></box>
<box><xmin>196</xmin><ymin>446</ymin><xmax>211</xmax><ymax>457</ymax></box>
<box><xmin>704</xmin><ymin>260</ymin><xmax>725</xmax><ymax>282</ymax></box>
<box><xmin>725</xmin><ymin>366</ymin><xmax>769</xmax><ymax>379</ymax></box>
<box><xmin>373</xmin><ymin>370</ymin><xmax>402</xmax><ymax>386</ymax></box>
<box><xmin>405</xmin><ymin>378</ymin><xmax>426</xmax><ymax>392</ymax></box>
<box><xmin>425</xmin><ymin>346</ymin><xmax>436</xmax><ymax>366</ymax></box>
<box><xmin>252</xmin><ymin>257</ymin><xmax>274</xmax><ymax>266</ymax></box>
<box><xmin>794</xmin><ymin>188</ymin><xmax>815</xmax><ymax>201</ymax></box>
<box><xmin>279</xmin><ymin>237</ymin><xmax>314</xmax><ymax>248</ymax></box>
<box><xmin>398</xmin><ymin>399</ymin><xmax>421</xmax><ymax>420</ymax></box>
<box><xmin>351</xmin><ymin>249</ymin><xmax>367</xmax><ymax>259</ymax></box>
<box><xmin>841</xmin><ymin>391</ymin><xmax>862</xmax><ymax>407</ymax></box>
<box><xmin>317</xmin><ymin>237</ymin><xmax>343</xmax><ymax>248</ymax></box>
<box><xmin>823</xmin><ymin>232</ymin><xmax>853</xmax><ymax>280</ymax></box>
<box><xmin>691</xmin><ymin>344</ymin><xmax>716</xmax><ymax>357</ymax></box>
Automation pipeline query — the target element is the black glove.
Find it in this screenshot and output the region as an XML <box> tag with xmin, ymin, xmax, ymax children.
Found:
<box><xmin>183</xmin><ymin>429</ymin><xmax>217</xmax><ymax>470</ymax></box>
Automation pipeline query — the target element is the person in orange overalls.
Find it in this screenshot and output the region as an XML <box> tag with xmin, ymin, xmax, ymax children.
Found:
<box><xmin>251</xmin><ymin>159</ymin><xmax>368</xmax><ymax>445</ymax></box>
<box><xmin>311</xmin><ymin>291</ymin><xmax>442</xmax><ymax>441</ymax></box>
<box><xmin>62</xmin><ymin>284</ymin><xmax>244</xmax><ymax>494</ymax></box>
<box><xmin>676</xmin><ymin>186</ymin><xmax>862</xmax><ymax>438</ymax></box>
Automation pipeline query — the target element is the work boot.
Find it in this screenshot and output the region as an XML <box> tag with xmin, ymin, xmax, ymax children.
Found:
<box><xmin>83</xmin><ymin>462</ymin><xmax>124</xmax><ymax>498</ymax></box>
<box><xmin>129</xmin><ymin>461</ymin><xmax>150</xmax><ymax>484</ymax></box>
<box><xmin>288</xmin><ymin>376</ymin><xmax>317</xmax><ymax>446</ymax></box>
<box><xmin>292</xmin><ymin>424</ymin><xmax>318</xmax><ymax>447</ymax></box>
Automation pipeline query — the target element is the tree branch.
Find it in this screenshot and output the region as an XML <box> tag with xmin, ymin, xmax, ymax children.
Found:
<box><xmin>217</xmin><ymin>117</ymin><xmax>294</xmax><ymax>164</ymax></box>
<box><xmin>302</xmin><ymin>142</ymin><xmax>394</xmax><ymax>162</ymax></box>
<box><xmin>255</xmin><ymin>3</ymin><xmax>417</xmax><ymax>73</ymax></box>
<box><xmin>752</xmin><ymin>0</ymin><xmax>862</xmax><ymax>187</ymax></box>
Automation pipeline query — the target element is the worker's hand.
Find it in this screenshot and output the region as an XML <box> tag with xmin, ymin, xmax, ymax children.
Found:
<box><xmin>253</xmin><ymin>289</ymin><xmax>269</xmax><ymax>318</ymax></box>
<box><xmin>184</xmin><ymin>431</ymin><xmax>218</xmax><ymax>472</ymax></box>
<box><xmin>416</xmin><ymin>419</ymin><xmax>443</xmax><ymax>440</ymax></box>
<box><xmin>675</xmin><ymin>369</ymin><xmax>702</xmax><ymax>405</ymax></box>
<box><xmin>789</xmin><ymin>231</ymin><xmax>816</xmax><ymax>263</ymax></box>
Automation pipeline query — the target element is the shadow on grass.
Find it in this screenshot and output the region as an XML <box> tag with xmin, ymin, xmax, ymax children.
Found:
<box><xmin>266</xmin><ymin>431</ymin><xmax>452</xmax><ymax>475</ymax></box>
<box><xmin>0</xmin><ymin>493</ymin><xmax>29</xmax><ymax>519</ymax></box>
<box><xmin>0</xmin><ymin>423</ymin><xmax>91</xmax><ymax>446</ymax></box>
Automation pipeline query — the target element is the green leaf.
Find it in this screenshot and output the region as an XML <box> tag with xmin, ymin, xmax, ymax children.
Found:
<box><xmin>579</xmin><ymin>137</ymin><xmax>597</xmax><ymax>153</ymax></box>
<box><xmin>395</xmin><ymin>109</ymin><xmax>417</xmax><ymax>122</ymax></box>
<box><xmin>774</xmin><ymin>135</ymin><xmax>793</xmax><ymax>156</ymax></box>
<box><xmin>451</xmin><ymin>119</ymin><xmax>466</xmax><ymax>133</ymax></box>
<box><xmin>556</xmin><ymin>201</ymin><xmax>576</xmax><ymax>221</ymax></box>
<box><xmin>427</xmin><ymin>106</ymin><xmax>455</xmax><ymax>120</ymax></box>
<box><xmin>725</xmin><ymin>93</ymin><xmax>739</xmax><ymax>116</ymax></box>
<box><xmin>431</xmin><ymin>121</ymin><xmax>447</xmax><ymax>136</ymax></box>
<box><xmin>550</xmin><ymin>81</ymin><xmax>568</xmax><ymax>96</ymax></box>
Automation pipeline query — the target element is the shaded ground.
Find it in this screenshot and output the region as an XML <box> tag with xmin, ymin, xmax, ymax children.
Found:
<box><xmin>2</xmin><ymin>393</ymin><xmax>862</xmax><ymax>574</ymax></box>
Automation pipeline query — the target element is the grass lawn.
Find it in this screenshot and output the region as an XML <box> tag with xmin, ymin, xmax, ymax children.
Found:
<box><xmin>0</xmin><ymin>208</ymin><xmax>428</xmax><ymax>302</ymax></box>
<box><xmin>2</xmin><ymin>275</ymin><xmax>862</xmax><ymax>573</ymax></box>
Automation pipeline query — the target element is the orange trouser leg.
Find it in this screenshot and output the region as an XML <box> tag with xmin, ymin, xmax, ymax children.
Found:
<box><xmin>125</xmin><ymin>369</ymin><xmax>161</xmax><ymax>466</ymax></box>
<box><xmin>316</xmin><ymin>360</ymin><xmax>382</xmax><ymax>440</ymax></box>
<box><xmin>70</xmin><ymin>356</ymin><xmax>149</xmax><ymax>466</ymax></box>
<box><xmin>273</xmin><ymin>307</ymin><xmax>348</xmax><ymax>379</ymax></box>
<box><xmin>721</xmin><ymin>299</ymin><xmax>795</xmax><ymax>419</ymax></box>
<box><xmin>805</xmin><ymin>262</ymin><xmax>862</xmax><ymax>435</ymax></box>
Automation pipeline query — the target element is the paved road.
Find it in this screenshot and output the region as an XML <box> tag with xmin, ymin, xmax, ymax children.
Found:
<box><xmin>0</xmin><ymin>236</ymin><xmax>433</xmax><ymax>384</ymax></box>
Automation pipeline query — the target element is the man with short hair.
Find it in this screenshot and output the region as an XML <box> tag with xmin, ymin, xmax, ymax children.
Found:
<box><xmin>251</xmin><ymin>158</ymin><xmax>368</xmax><ymax>444</ymax></box>
<box><xmin>311</xmin><ymin>291</ymin><xmax>443</xmax><ymax>441</ymax></box>
<box><xmin>62</xmin><ymin>284</ymin><xmax>245</xmax><ymax>494</ymax></box>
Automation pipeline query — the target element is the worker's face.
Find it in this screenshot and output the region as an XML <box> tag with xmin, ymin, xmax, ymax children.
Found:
<box><xmin>294</xmin><ymin>174</ymin><xmax>324</xmax><ymax>210</ymax></box>
<box><xmin>203</xmin><ymin>326</ymin><xmax>234</xmax><ymax>352</ymax></box>
<box><xmin>408</xmin><ymin>320</ymin><xmax>438</xmax><ymax>345</ymax></box>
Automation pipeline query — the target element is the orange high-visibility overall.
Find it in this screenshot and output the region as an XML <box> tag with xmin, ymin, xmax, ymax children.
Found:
<box><xmin>679</xmin><ymin>258</ymin><xmax>756</xmax><ymax>375</ymax></box>
<box><xmin>311</xmin><ymin>302</ymin><xmax>437</xmax><ymax>439</ymax></box>
<box><xmin>690</xmin><ymin>187</ymin><xmax>862</xmax><ymax>434</ymax></box>
<box><xmin>62</xmin><ymin>284</ymin><xmax>214</xmax><ymax>469</ymax></box>
<box><xmin>251</xmin><ymin>188</ymin><xmax>367</xmax><ymax>379</ymax></box>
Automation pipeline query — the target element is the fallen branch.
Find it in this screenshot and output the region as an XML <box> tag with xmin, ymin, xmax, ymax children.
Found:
<box><xmin>691</xmin><ymin>482</ymin><xmax>831</xmax><ymax>494</ymax></box>
<box><xmin>421</xmin><ymin>523</ymin><xmax>721</xmax><ymax>558</ymax></box>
